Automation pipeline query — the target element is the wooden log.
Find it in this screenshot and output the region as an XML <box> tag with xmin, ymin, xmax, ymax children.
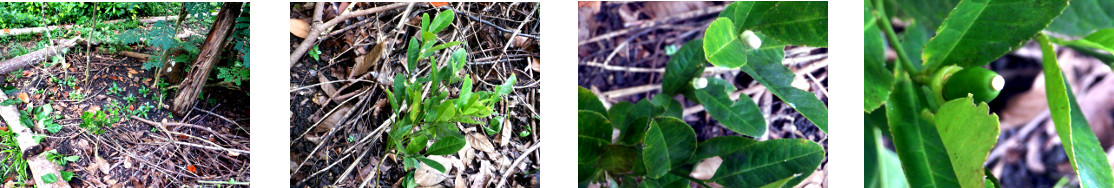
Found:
<box><xmin>0</xmin><ymin>93</ymin><xmax>69</xmax><ymax>187</ymax></box>
<box><xmin>0</xmin><ymin>13</ymin><xmax>217</xmax><ymax>37</ymax></box>
<box><xmin>171</xmin><ymin>2</ymin><xmax>243</xmax><ymax>116</ymax></box>
<box><xmin>0</xmin><ymin>37</ymin><xmax>79</xmax><ymax>74</ymax></box>
<box><xmin>118</xmin><ymin>51</ymin><xmax>151</xmax><ymax>61</ymax></box>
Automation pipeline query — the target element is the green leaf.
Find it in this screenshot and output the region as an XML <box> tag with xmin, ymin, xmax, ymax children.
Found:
<box><xmin>599</xmin><ymin>144</ymin><xmax>639</xmax><ymax>174</ymax></box>
<box><xmin>0</xmin><ymin>99</ymin><xmax>18</xmax><ymax>106</ymax></box>
<box><xmin>693</xmin><ymin>78</ymin><xmax>765</xmax><ymax>137</ymax></box>
<box><xmin>1063</xmin><ymin>28</ymin><xmax>1114</xmax><ymax>55</ymax></box>
<box><xmin>718</xmin><ymin>1</ymin><xmax>777</xmax><ymax>32</ymax></box>
<box><xmin>617</xmin><ymin>117</ymin><xmax>650</xmax><ymax>145</ymax></box>
<box><xmin>921</xmin><ymin>0</ymin><xmax>1068</xmax><ymax>69</ymax></box>
<box><xmin>420</xmin><ymin>13</ymin><xmax>430</xmax><ymax>33</ymax></box>
<box><xmin>642</xmin><ymin>117</ymin><xmax>696</xmax><ymax>179</ymax></box>
<box><xmin>703</xmin><ymin>17</ymin><xmax>750</xmax><ymax>69</ymax></box>
<box><xmin>886</xmin><ymin>77</ymin><xmax>960</xmax><ymax>187</ymax></box>
<box><xmin>415</xmin><ymin>156</ymin><xmax>446</xmax><ymax>173</ymax></box>
<box><xmin>1046</xmin><ymin>0</ymin><xmax>1114</xmax><ymax>37</ymax></box>
<box><xmin>458</xmin><ymin>77</ymin><xmax>473</xmax><ymax>107</ymax></box>
<box><xmin>578</xmin><ymin>110</ymin><xmax>612</xmax><ymax>144</ymax></box>
<box><xmin>485</xmin><ymin>116</ymin><xmax>503</xmax><ymax>135</ymax></box>
<box><xmin>752</xmin><ymin>1</ymin><xmax>828</xmax><ymax>47</ymax></box>
<box><xmin>649</xmin><ymin>94</ymin><xmax>683</xmax><ymax>119</ymax></box>
<box><xmin>867</xmin><ymin>124</ymin><xmax>909</xmax><ymax>188</ymax></box>
<box><xmin>759</xmin><ymin>176</ymin><xmax>796</xmax><ymax>188</ymax></box>
<box><xmin>495</xmin><ymin>74</ymin><xmax>516</xmax><ymax>97</ymax></box>
<box><xmin>579</xmin><ymin>163</ymin><xmax>601</xmax><ymax>183</ymax></box>
<box><xmin>689</xmin><ymin>136</ymin><xmax>757</xmax><ymax>163</ymax></box>
<box><xmin>711</xmin><ymin>139</ymin><xmax>823</xmax><ymax>187</ymax></box>
<box><xmin>900</xmin><ymin>22</ymin><xmax>929</xmax><ymax>71</ymax></box>
<box><xmin>1038</xmin><ymin>34</ymin><xmax>1114</xmax><ymax>188</ymax></box>
<box><xmin>60</xmin><ymin>171</ymin><xmax>73</xmax><ymax>181</ymax></box>
<box><xmin>864</xmin><ymin>11</ymin><xmax>891</xmax><ymax>112</ymax></box>
<box><xmin>429</xmin><ymin>10</ymin><xmax>455</xmax><ymax>34</ymax></box>
<box><xmin>41</xmin><ymin>173</ymin><xmax>57</xmax><ymax>183</ymax></box>
<box><xmin>407</xmin><ymin>37</ymin><xmax>420</xmax><ymax>73</ymax></box>
<box><xmin>739</xmin><ymin>45</ymin><xmax>828</xmax><ymax>133</ymax></box>
<box><xmin>577</xmin><ymin>86</ymin><xmax>607</xmax><ymax>117</ymax></box>
<box><xmin>661</xmin><ymin>39</ymin><xmax>707</xmax><ymax>96</ymax></box>
<box><xmin>424</xmin><ymin>41</ymin><xmax>464</xmax><ymax>61</ymax></box>
<box><xmin>892</xmin><ymin>0</ymin><xmax>961</xmax><ymax>32</ymax></box>
<box><xmin>425</xmin><ymin>136</ymin><xmax>465</xmax><ymax>155</ymax></box>
<box><xmin>934</xmin><ymin>96</ymin><xmax>1000</xmax><ymax>188</ymax></box>
<box><xmin>640</xmin><ymin>173</ymin><xmax>690</xmax><ymax>188</ymax></box>
<box><xmin>607</xmin><ymin>101</ymin><xmax>634</xmax><ymax>133</ymax></box>
<box><xmin>310</xmin><ymin>45</ymin><xmax>320</xmax><ymax>61</ymax></box>
<box><xmin>405</xmin><ymin>134</ymin><xmax>428</xmax><ymax>155</ymax></box>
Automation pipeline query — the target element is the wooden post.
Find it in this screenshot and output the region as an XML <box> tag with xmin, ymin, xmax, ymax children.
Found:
<box><xmin>0</xmin><ymin>37</ymin><xmax>79</xmax><ymax>74</ymax></box>
<box><xmin>171</xmin><ymin>2</ymin><xmax>243</xmax><ymax>116</ymax></box>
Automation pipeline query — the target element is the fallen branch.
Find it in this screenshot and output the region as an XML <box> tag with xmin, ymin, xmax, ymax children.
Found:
<box><xmin>495</xmin><ymin>141</ymin><xmax>541</xmax><ymax>188</ymax></box>
<box><xmin>0</xmin><ymin>37</ymin><xmax>80</xmax><ymax>73</ymax></box>
<box><xmin>290</xmin><ymin>3</ymin><xmax>409</xmax><ymax>66</ymax></box>
<box><xmin>0</xmin><ymin>93</ymin><xmax>70</xmax><ymax>187</ymax></box>
<box><xmin>0</xmin><ymin>13</ymin><xmax>217</xmax><ymax>37</ymax></box>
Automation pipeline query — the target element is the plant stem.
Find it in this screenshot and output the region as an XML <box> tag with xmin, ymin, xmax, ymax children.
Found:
<box><xmin>872</xmin><ymin>0</ymin><xmax>918</xmax><ymax>77</ymax></box>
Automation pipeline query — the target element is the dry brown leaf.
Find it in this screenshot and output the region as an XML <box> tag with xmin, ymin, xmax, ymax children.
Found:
<box><xmin>17</xmin><ymin>93</ymin><xmax>28</xmax><ymax>103</ymax></box>
<box><xmin>318</xmin><ymin>74</ymin><xmax>338</xmax><ymax>99</ymax></box>
<box><xmin>529</xmin><ymin>57</ymin><xmax>540</xmax><ymax>73</ymax></box>
<box><xmin>290</xmin><ymin>18</ymin><xmax>310</xmax><ymax>38</ymax></box>
<box><xmin>500</xmin><ymin>118</ymin><xmax>512</xmax><ymax>147</ymax></box>
<box><xmin>415</xmin><ymin>156</ymin><xmax>453</xmax><ymax>186</ymax></box>
<box><xmin>467</xmin><ymin>133</ymin><xmax>495</xmax><ymax>153</ymax></box>
<box><xmin>454</xmin><ymin>173</ymin><xmax>466</xmax><ymax>188</ymax></box>
<box><xmin>123</xmin><ymin>156</ymin><xmax>132</xmax><ymax>169</ymax></box>
<box><xmin>350</xmin><ymin>42</ymin><xmax>384</xmax><ymax>79</ymax></box>
<box><xmin>690</xmin><ymin>157</ymin><xmax>721</xmax><ymax>180</ymax></box>
<box><xmin>95</xmin><ymin>156</ymin><xmax>110</xmax><ymax>174</ymax></box>
<box><xmin>643</xmin><ymin>1</ymin><xmax>707</xmax><ymax>19</ymax></box>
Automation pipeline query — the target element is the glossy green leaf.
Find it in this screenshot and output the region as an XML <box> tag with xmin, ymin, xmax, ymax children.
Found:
<box><xmin>886</xmin><ymin>78</ymin><xmax>960</xmax><ymax>187</ymax></box>
<box><xmin>864</xmin><ymin>7</ymin><xmax>892</xmax><ymax>112</ymax></box>
<box><xmin>900</xmin><ymin>22</ymin><xmax>928</xmax><ymax>71</ymax></box>
<box><xmin>935</xmin><ymin>96</ymin><xmax>1000</xmax><ymax>188</ymax></box>
<box><xmin>662</xmin><ymin>39</ymin><xmax>707</xmax><ymax>96</ymax></box>
<box><xmin>1046</xmin><ymin>0</ymin><xmax>1114</xmax><ymax>37</ymax></box>
<box><xmin>579</xmin><ymin>110</ymin><xmax>612</xmax><ymax>142</ymax></box>
<box><xmin>642</xmin><ymin>117</ymin><xmax>696</xmax><ymax>179</ymax></box>
<box><xmin>415</xmin><ymin>156</ymin><xmax>446</xmax><ymax>173</ymax></box>
<box><xmin>753</xmin><ymin>1</ymin><xmax>828</xmax><ymax>47</ymax></box>
<box><xmin>425</xmin><ymin>135</ymin><xmax>464</xmax><ymax>155</ymax></box>
<box><xmin>420</xmin><ymin>13</ymin><xmax>430</xmax><ymax>32</ymax></box>
<box><xmin>630</xmin><ymin>99</ymin><xmax>663</xmax><ymax>122</ymax></box>
<box><xmin>405</xmin><ymin>134</ymin><xmax>428</xmax><ymax>155</ymax></box>
<box><xmin>495</xmin><ymin>74</ymin><xmax>517</xmax><ymax>97</ymax></box>
<box><xmin>618</xmin><ymin>117</ymin><xmax>650</xmax><ymax>145</ymax></box>
<box><xmin>579</xmin><ymin>163</ymin><xmax>601</xmax><ymax>183</ymax></box>
<box><xmin>599</xmin><ymin>144</ymin><xmax>640</xmax><ymax>174</ymax></box>
<box><xmin>867</xmin><ymin>125</ymin><xmax>909</xmax><ymax>188</ymax></box>
<box><xmin>1038</xmin><ymin>34</ymin><xmax>1114</xmax><ymax>188</ymax></box>
<box><xmin>429</xmin><ymin>10</ymin><xmax>455</xmax><ymax>34</ymax></box>
<box><xmin>703</xmin><ymin>18</ymin><xmax>750</xmax><ymax>69</ymax></box>
<box><xmin>649</xmin><ymin>94</ymin><xmax>683</xmax><ymax>120</ymax></box>
<box><xmin>711</xmin><ymin>139</ymin><xmax>824</xmax><ymax>187</ymax></box>
<box><xmin>424</xmin><ymin>42</ymin><xmax>464</xmax><ymax>65</ymax></box>
<box><xmin>579</xmin><ymin>136</ymin><xmax>609</xmax><ymax>166</ymax></box>
<box><xmin>893</xmin><ymin>0</ymin><xmax>960</xmax><ymax>31</ymax></box>
<box><xmin>406</xmin><ymin>37</ymin><xmax>420</xmax><ymax>73</ymax></box>
<box><xmin>689</xmin><ymin>136</ymin><xmax>757</xmax><ymax>163</ymax></box>
<box><xmin>608</xmin><ymin>101</ymin><xmax>634</xmax><ymax>132</ymax></box>
<box><xmin>578</xmin><ymin>86</ymin><xmax>608</xmax><ymax>117</ymax></box>
<box><xmin>759</xmin><ymin>176</ymin><xmax>796</xmax><ymax>188</ymax></box>
<box><xmin>921</xmin><ymin>0</ymin><xmax>1068</xmax><ymax>69</ymax></box>
<box><xmin>718</xmin><ymin>1</ymin><xmax>778</xmax><ymax>38</ymax></box>
<box><xmin>693</xmin><ymin>78</ymin><xmax>765</xmax><ymax>137</ymax></box>
<box><xmin>739</xmin><ymin>44</ymin><xmax>828</xmax><ymax>133</ymax></box>
<box><xmin>1063</xmin><ymin>28</ymin><xmax>1114</xmax><ymax>54</ymax></box>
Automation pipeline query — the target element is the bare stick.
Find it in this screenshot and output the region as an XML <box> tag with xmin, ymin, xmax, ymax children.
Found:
<box><xmin>290</xmin><ymin>3</ymin><xmax>409</xmax><ymax>66</ymax></box>
<box><xmin>495</xmin><ymin>142</ymin><xmax>541</xmax><ymax>188</ymax></box>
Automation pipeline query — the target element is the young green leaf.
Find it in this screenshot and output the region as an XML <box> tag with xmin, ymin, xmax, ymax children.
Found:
<box><xmin>1046</xmin><ymin>0</ymin><xmax>1114</xmax><ymax>37</ymax></box>
<box><xmin>1038</xmin><ymin>34</ymin><xmax>1114</xmax><ymax>188</ymax></box>
<box><xmin>415</xmin><ymin>156</ymin><xmax>446</xmax><ymax>173</ymax></box>
<box><xmin>425</xmin><ymin>135</ymin><xmax>465</xmax><ymax>155</ymax></box>
<box><xmin>428</xmin><ymin>10</ymin><xmax>455</xmax><ymax>34</ymax></box>
<box><xmin>578</xmin><ymin>110</ymin><xmax>611</xmax><ymax>171</ymax></box>
<box><xmin>41</xmin><ymin>173</ymin><xmax>57</xmax><ymax>183</ymax></box>
<box><xmin>577</xmin><ymin>86</ymin><xmax>607</xmax><ymax>117</ymax></box>
<box><xmin>495</xmin><ymin>74</ymin><xmax>516</xmax><ymax>97</ymax></box>
<box><xmin>406</xmin><ymin>37</ymin><xmax>420</xmax><ymax>73</ymax></box>
<box><xmin>60</xmin><ymin>171</ymin><xmax>73</xmax><ymax>181</ymax></box>
<box><xmin>449</xmin><ymin>47</ymin><xmax>467</xmax><ymax>74</ymax></box>
<box><xmin>921</xmin><ymin>0</ymin><xmax>1068</xmax><ymax>69</ymax></box>
<box><xmin>934</xmin><ymin>96</ymin><xmax>1000</xmax><ymax>188</ymax></box>
<box><xmin>693</xmin><ymin>78</ymin><xmax>765</xmax><ymax>137</ymax></box>
<box><xmin>649</xmin><ymin>94</ymin><xmax>683</xmax><ymax>119</ymax></box>
<box><xmin>642</xmin><ymin>117</ymin><xmax>696</xmax><ymax>179</ymax></box>
<box><xmin>739</xmin><ymin>47</ymin><xmax>827</xmax><ymax>133</ymax></box>
<box><xmin>607</xmin><ymin>101</ymin><xmax>634</xmax><ymax>133</ymax></box>
<box><xmin>886</xmin><ymin>78</ymin><xmax>961</xmax><ymax>187</ymax></box>
<box><xmin>891</xmin><ymin>0</ymin><xmax>960</xmax><ymax>32</ymax></box>
<box><xmin>752</xmin><ymin>1</ymin><xmax>828</xmax><ymax>47</ymax></box>
<box><xmin>661</xmin><ymin>39</ymin><xmax>707</xmax><ymax>96</ymax></box>
<box><xmin>703</xmin><ymin>17</ymin><xmax>750</xmax><ymax>69</ymax></box>
<box><xmin>711</xmin><ymin>139</ymin><xmax>823</xmax><ymax>187</ymax></box>
<box><xmin>405</xmin><ymin>134</ymin><xmax>428</xmax><ymax>154</ymax></box>
<box><xmin>717</xmin><ymin>1</ymin><xmax>777</xmax><ymax>32</ymax></box>
<box><xmin>420</xmin><ymin>13</ymin><xmax>430</xmax><ymax>34</ymax></box>
<box><xmin>1062</xmin><ymin>28</ymin><xmax>1114</xmax><ymax>55</ymax></box>
<box><xmin>864</xmin><ymin>7</ymin><xmax>892</xmax><ymax>112</ymax></box>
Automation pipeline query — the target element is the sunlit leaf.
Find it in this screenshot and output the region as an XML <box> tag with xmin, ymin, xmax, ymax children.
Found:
<box><xmin>935</xmin><ymin>96</ymin><xmax>1000</xmax><ymax>188</ymax></box>
<box><xmin>921</xmin><ymin>0</ymin><xmax>1068</xmax><ymax>69</ymax></box>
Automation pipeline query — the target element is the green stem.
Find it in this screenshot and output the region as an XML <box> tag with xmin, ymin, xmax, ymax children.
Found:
<box><xmin>872</xmin><ymin>0</ymin><xmax>918</xmax><ymax>77</ymax></box>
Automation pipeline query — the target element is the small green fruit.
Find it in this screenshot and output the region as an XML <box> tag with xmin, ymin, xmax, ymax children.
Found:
<box><xmin>943</xmin><ymin>67</ymin><xmax>1003</xmax><ymax>103</ymax></box>
<box><xmin>739</xmin><ymin>30</ymin><xmax>762</xmax><ymax>49</ymax></box>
